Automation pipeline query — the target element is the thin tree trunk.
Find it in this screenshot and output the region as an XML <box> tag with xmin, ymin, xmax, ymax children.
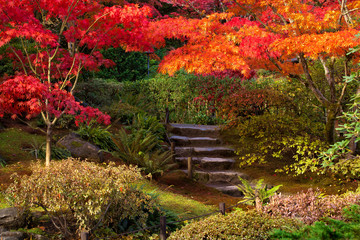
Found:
<box><xmin>325</xmin><ymin>105</ymin><xmax>338</xmax><ymax>144</ymax></box>
<box><xmin>45</xmin><ymin>123</ymin><xmax>52</xmax><ymax>167</ymax></box>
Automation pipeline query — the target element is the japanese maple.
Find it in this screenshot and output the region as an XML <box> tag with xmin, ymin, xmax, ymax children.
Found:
<box><xmin>151</xmin><ymin>0</ymin><xmax>360</xmax><ymax>143</ymax></box>
<box><xmin>0</xmin><ymin>0</ymin><xmax>157</xmax><ymax>166</ymax></box>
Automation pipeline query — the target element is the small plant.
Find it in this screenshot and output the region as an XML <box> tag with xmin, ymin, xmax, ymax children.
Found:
<box><xmin>0</xmin><ymin>155</ymin><xmax>6</xmax><ymax>167</ymax></box>
<box><xmin>192</xmin><ymin>111</ymin><xmax>218</xmax><ymax>125</ymax></box>
<box><xmin>113</xmin><ymin>129</ymin><xmax>175</xmax><ymax>179</ymax></box>
<box><xmin>75</xmin><ymin>121</ymin><xmax>118</xmax><ymax>151</ymax></box>
<box><xmin>237</xmin><ymin>177</ymin><xmax>282</xmax><ymax>211</ymax></box>
<box><xmin>22</xmin><ymin>138</ymin><xmax>45</xmax><ymax>159</ymax></box>
<box><xmin>23</xmin><ymin>138</ymin><xmax>71</xmax><ymax>160</ymax></box>
<box><xmin>127</xmin><ymin>113</ymin><xmax>166</xmax><ymax>144</ymax></box>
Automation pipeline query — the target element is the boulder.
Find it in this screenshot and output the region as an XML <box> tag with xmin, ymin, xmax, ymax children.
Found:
<box><xmin>0</xmin><ymin>208</ymin><xmax>25</xmax><ymax>229</ymax></box>
<box><xmin>0</xmin><ymin>226</ymin><xmax>8</xmax><ymax>234</ymax></box>
<box><xmin>0</xmin><ymin>231</ymin><xmax>25</xmax><ymax>240</ymax></box>
<box><xmin>56</xmin><ymin>133</ymin><xmax>103</xmax><ymax>162</ymax></box>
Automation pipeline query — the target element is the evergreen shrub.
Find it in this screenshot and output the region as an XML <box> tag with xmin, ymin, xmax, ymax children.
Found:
<box><xmin>5</xmin><ymin>159</ymin><xmax>156</xmax><ymax>238</ymax></box>
<box><xmin>168</xmin><ymin>210</ymin><xmax>302</xmax><ymax>239</ymax></box>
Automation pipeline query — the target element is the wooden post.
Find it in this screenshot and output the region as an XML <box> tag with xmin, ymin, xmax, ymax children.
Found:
<box><xmin>255</xmin><ymin>192</ymin><xmax>262</xmax><ymax>212</ymax></box>
<box><xmin>187</xmin><ymin>157</ymin><xmax>193</xmax><ymax>179</ymax></box>
<box><xmin>171</xmin><ymin>142</ymin><xmax>175</xmax><ymax>162</ymax></box>
<box><xmin>165</xmin><ymin>107</ymin><xmax>170</xmax><ymax>124</ymax></box>
<box><xmin>160</xmin><ymin>216</ymin><xmax>167</xmax><ymax>240</ymax></box>
<box><xmin>80</xmin><ymin>231</ymin><xmax>89</xmax><ymax>240</ymax></box>
<box><xmin>219</xmin><ymin>202</ymin><xmax>226</xmax><ymax>215</ymax></box>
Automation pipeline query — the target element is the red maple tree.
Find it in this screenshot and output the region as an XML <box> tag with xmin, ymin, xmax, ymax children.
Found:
<box><xmin>0</xmin><ymin>0</ymin><xmax>157</xmax><ymax>166</ymax></box>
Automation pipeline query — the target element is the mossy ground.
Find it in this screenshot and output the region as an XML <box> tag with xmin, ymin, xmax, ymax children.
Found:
<box><xmin>221</xmin><ymin>129</ymin><xmax>359</xmax><ymax>195</ymax></box>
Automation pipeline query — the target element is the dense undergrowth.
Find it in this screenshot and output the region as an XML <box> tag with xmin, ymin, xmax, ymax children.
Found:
<box><xmin>2</xmin><ymin>48</ymin><xmax>360</xmax><ymax>238</ymax></box>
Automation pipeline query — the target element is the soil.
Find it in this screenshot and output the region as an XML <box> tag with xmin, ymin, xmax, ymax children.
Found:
<box><xmin>156</xmin><ymin>170</ymin><xmax>243</xmax><ymax>209</ymax></box>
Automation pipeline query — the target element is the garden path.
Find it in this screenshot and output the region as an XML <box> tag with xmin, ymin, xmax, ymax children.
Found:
<box><xmin>168</xmin><ymin>123</ymin><xmax>249</xmax><ymax>197</ymax></box>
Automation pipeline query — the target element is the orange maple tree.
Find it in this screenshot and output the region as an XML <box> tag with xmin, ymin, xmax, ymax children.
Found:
<box><xmin>151</xmin><ymin>0</ymin><xmax>360</xmax><ymax>143</ymax></box>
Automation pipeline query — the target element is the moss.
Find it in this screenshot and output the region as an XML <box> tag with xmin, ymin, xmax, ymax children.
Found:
<box><xmin>70</xmin><ymin>141</ymin><xmax>84</xmax><ymax>148</ymax></box>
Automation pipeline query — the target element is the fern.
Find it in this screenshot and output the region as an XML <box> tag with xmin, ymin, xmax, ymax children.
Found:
<box><xmin>113</xmin><ymin>129</ymin><xmax>175</xmax><ymax>179</ymax></box>
<box><xmin>237</xmin><ymin>177</ymin><xmax>282</xmax><ymax>207</ymax></box>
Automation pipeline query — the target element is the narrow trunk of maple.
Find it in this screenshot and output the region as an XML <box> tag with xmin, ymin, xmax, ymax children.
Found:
<box><xmin>45</xmin><ymin>123</ymin><xmax>52</xmax><ymax>167</ymax></box>
<box><xmin>325</xmin><ymin>105</ymin><xmax>337</xmax><ymax>144</ymax></box>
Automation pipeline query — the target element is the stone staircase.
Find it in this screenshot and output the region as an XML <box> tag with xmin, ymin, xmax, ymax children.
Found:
<box><xmin>168</xmin><ymin>123</ymin><xmax>249</xmax><ymax>197</ymax></box>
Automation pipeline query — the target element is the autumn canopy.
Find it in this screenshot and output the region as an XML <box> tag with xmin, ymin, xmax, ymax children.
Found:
<box><xmin>1</xmin><ymin>0</ymin><xmax>360</xmax><ymax>166</ymax></box>
<box><xmin>150</xmin><ymin>0</ymin><xmax>360</xmax><ymax>143</ymax></box>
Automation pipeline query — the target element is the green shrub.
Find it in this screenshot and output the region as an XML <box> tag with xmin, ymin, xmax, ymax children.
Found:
<box><xmin>0</xmin><ymin>154</ymin><xmax>6</xmax><ymax>167</ymax></box>
<box><xmin>5</xmin><ymin>159</ymin><xmax>156</xmax><ymax>238</ymax></box>
<box><xmin>23</xmin><ymin>138</ymin><xmax>71</xmax><ymax>160</ymax></box>
<box><xmin>145</xmin><ymin>72</ymin><xmax>198</xmax><ymax>123</ymax></box>
<box><xmin>263</xmin><ymin>189</ymin><xmax>360</xmax><ymax>224</ymax></box>
<box><xmin>75</xmin><ymin>121</ymin><xmax>118</xmax><ymax>151</ymax></box>
<box><xmin>270</xmin><ymin>205</ymin><xmax>360</xmax><ymax>240</ymax></box>
<box><xmin>126</xmin><ymin>113</ymin><xmax>166</xmax><ymax>144</ymax></box>
<box><xmin>168</xmin><ymin>210</ymin><xmax>302</xmax><ymax>239</ymax></box>
<box><xmin>102</xmin><ymin>101</ymin><xmax>144</xmax><ymax>125</ymax></box>
<box><xmin>237</xmin><ymin>177</ymin><xmax>282</xmax><ymax>210</ymax></box>
<box><xmin>235</xmin><ymin>113</ymin><xmax>327</xmax><ymax>173</ymax></box>
<box><xmin>113</xmin><ymin>129</ymin><xmax>175</xmax><ymax>179</ymax></box>
<box><xmin>74</xmin><ymin>78</ymin><xmax>122</xmax><ymax>108</ymax></box>
<box><xmin>318</xmin><ymin>93</ymin><xmax>360</xmax><ymax>178</ymax></box>
<box><xmin>94</xmin><ymin>47</ymin><xmax>148</xmax><ymax>82</ymax></box>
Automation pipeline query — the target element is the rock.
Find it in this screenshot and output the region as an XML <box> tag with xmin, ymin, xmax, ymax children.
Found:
<box><xmin>56</xmin><ymin>133</ymin><xmax>103</xmax><ymax>162</ymax></box>
<box><xmin>0</xmin><ymin>226</ymin><xmax>8</xmax><ymax>234</ymax></box>
<box><xmin>32</xmin><ymin>234</ymin><xmax>49</xmax><ymax>240</ymax></box>
<box><xmin>0</xmin><ymin>231</ymin><xmax>25</xmax><ymax>240</ymax></box>
<box><xmin>0</xmin><ymin>208</ymin><xmax>25</xmax><ymax>229</ymax></box>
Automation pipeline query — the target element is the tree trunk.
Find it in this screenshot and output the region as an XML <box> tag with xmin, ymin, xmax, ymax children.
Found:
<box><xmin>325</xmin><ymin>105</ymin><xmax>338</xmax><ymax>144</ymax></box>
<box><xmin>45</xmin><ymin>123</ymin><xmax>52</xmax><ymax>167</ymax></box>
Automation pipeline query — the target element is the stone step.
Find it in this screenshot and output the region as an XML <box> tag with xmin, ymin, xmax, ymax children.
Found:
<box><xmin>196</xmin><ymin>170</ymin><xmax>249</xmax><ymax>184</ymax></box>
<box><xmin>182</xmin><ymin>170</ymin><xmax>248</xmax><ymax>185</ymax></box>
<box><xmin>175</xmin><ymin>147</ymin><xmax>235</xmax><ymax>158</ymax></box>
<box><xmin>168</xmin><ymin>123</ymin><xmax>221</xmax><ymax>137</ymax></box>
<box><xmin>206</xmin><ymin>183</ymin><xmax>244</xmax><ymax>197</ymax></box>
<box><xmin>170</xmin><ymin>135</ymin><xmax>221</xmax><ymax>147</ymax></box>
<box><xmin>176</xmin><ymin>157</ymin><xmax>235</xmax><ymax>170</ymax></box>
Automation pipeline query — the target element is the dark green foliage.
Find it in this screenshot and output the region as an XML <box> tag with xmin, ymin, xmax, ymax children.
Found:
<box><xmin>0</xmin><ymin>57</ymin><xmax>14</xmax><ymax>77</ymax></box>
<box><xmin>168</xmin><ymin>210</ymin><xmax>303</xmax><ymax>239</ymax></box>
<box><xmin>192</xmin><ymin>111</ymin><xmax>224</xmax><ymax>125</ymax></box>
<box><xmin>126</xmin><ymin>113</ymin><xmax>166</xmax><ymax>145</ymax></box>
<box><xmin>270</xmin><ymin>205</ymin><xmax>360</xmax><ymax>240</ymax></box>
<box><xmin>112</xmin><ymin>114</ymin><xmax>175</xmax><ymax>179</ymax></box>
<box><xmin>103</xmin><ymin>101</ymin><xmax>145</xmax><ymax>125</ymax></box>
<box><xmin>38</xmin><ymin>146</ymin><xmax>72</xmax><ymax>160</ymax></box>
<box><xmin>75</xmin><ymin>121</ymin><xmax>118</xmax><ymax>151</ymax></box>
<box><xmin>74</xmin><ymin>78</ymin><xmax>122</xmax><ymax>108</ymax></box>
<box><xmin>23</xmin><ymin>138</ymin><xmax>71</xmax><ymax>160</ymax></box>
<box><xmin>144</xmin><ymin>72</ymin><xmax>198</xmax><ymax>123</ymax></box>
<box><xmin>113</xmin><ymin>129</ymin><xmax>175</xmax><ymax>179</ymax></box>
<box><xmin>0</xmin><ymin>155</ymin><xmax>6</xmax><ymax>167</ymax></box>
<box><xmin>95</xmin><ymin>48</ymin><xmax>148</xmax><ymax>82</ymax></box>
